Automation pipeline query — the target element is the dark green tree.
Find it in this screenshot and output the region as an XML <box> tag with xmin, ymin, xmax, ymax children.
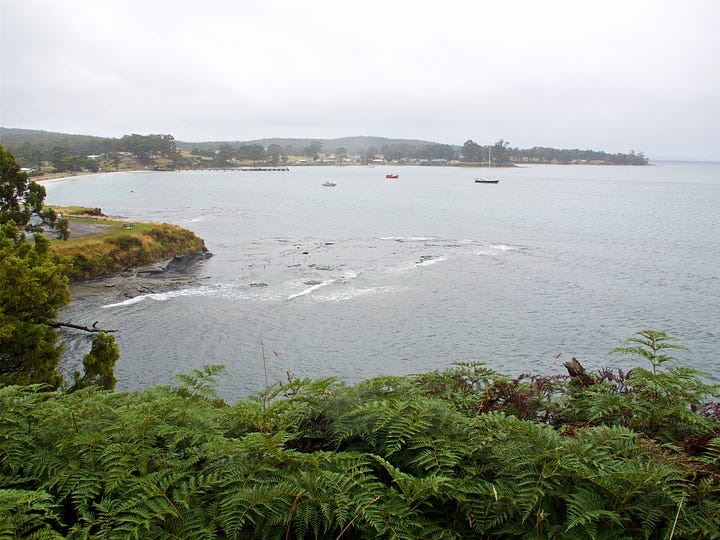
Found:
<box><xmin>237</xmin><ymin>144</ymin><xmax>266</xmax><ymax>164</ymax></box>
<box><xmin>462</xmin><ymin>140</ymin><xmax>483</xmax><ymax>162</ymax></box>
<box><xmin>80</xmin><ymin>156</ymin><xmax>100</xmax><ymax>172</ymax></box>
<box><xmin>418</xmin><ymin>143</ymin><xmax>456</xmax><ymax>160</ymax></box>
<box><xmin>13</xmin><ymin>141</ymin><xmax>43</xmax><ymax>170</ymax></box>
<box><xmin>493</xmin><ymin>139</ymin><xmax>511</xmax><ymax>164</ymax></box>
<box><xmin>72</xmin><ymin>331</ymin><xmax>120</xmax><ymax>391</ymax></box>
<box><xmin>117</xmin><ymin>134</ymin><xmax>177</xmax><ymax>163</ymax></box>
<box><xmin>302</xmin><ymin>141</ymin><xmax>323</xmax><ymax>160</ymax></box>
<box><xmin>0</xmin><ymin>223</ymin><xmax>70</xmax><ymax>388</ymax></box>
<box><xmin>1</xmin><ymin>145</ymin><xmax>57</xmax><ymax>233</ymax></box>
<box><xmin>49</xmin><ymin>146</ymin><xmax>74</xmax><ymax>172</ymax></box>
<box><xmin>1</xmin><ymin>147</ymin><xmax>116</xmax><ymax>389</ymax></box>
<box><xmin>266</xmin><ymin>144</ymin><xmax>284</xmax><ymax>165</ymax></box>
<box><xmin>55</xmin><ymin>216</ymin><xmax>70</xmax><ymax>241</ymax></box>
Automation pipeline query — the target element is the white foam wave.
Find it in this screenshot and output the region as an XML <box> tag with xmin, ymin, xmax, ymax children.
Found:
<box><xmin>416</xmin><ymin>256</ymin><xmax>447</xmax><ymax>267</ymax></box>
<box><xmin>102</xmin><ymin>282</ymin><xmax>289</xmax><ymax>307</ymax></box>
<box><xmin>379</xmin><ymin>236</ymin><xmax>436</xmax><ymax>242</ymax></box>
<box><xmin>381</xmin><ymin>256</ymin><xmax>448</xmax><ymax>274</ymax></box>
<box><xmin>287</xmin><ymin>280</ymin><xmax>333</xmax><ymax>300</ymax></box>
<box><xmin>102</xmin><ymin>287</ymin><xmax>208</xmax><ymax>308</ymax></box>
<box><xmin>489</xmin><ymin>243</ymin><xmax>516</xmax><ymax>251</ymax></box>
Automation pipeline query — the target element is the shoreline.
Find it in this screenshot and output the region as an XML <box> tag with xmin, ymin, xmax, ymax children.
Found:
<box><xmin>68</xmin><ymin>249</ymin><xmax>210</xmax><ymax>303</ymax></box>
<box><xmin>33</xmin><ymin>160</ymin><xmax>656</xmax><ymax>188</ymax></box>
<box><xmin>36</xmin><ymin>169</ymin><xmax>153</xmax><ymax>186</ymax></box>
<box><xmin>69</xmin><ymin>268</ymin><xmax>201</xmax><ymax>304</ymax></box>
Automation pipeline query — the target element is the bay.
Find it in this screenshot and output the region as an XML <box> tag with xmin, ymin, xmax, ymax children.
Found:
<box><xmin>45</xmin><ymin>162</ymin><xmax>720</xmax><ymax>401</ymax></box>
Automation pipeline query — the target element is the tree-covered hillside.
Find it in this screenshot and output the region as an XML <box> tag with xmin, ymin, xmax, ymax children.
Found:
<box><xmin>1</xmin><ymin>128</ymin><xmax>649</xmax><ymax>169</ymax></box>
<box><xmin>0</xmin><ymin>129</ymin><xmax>183</xmax><ymax>172</ymax></box>
<box><xmin>176</xmin><ymin>135</ymin><xmax>439</xmax><ymax>156</ymax></box>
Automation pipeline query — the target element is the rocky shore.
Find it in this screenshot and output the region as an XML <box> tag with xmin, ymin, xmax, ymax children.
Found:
<box><xmin>69</xmin><ymin>249</ymin><xmax>211</xmax><ymax>303</ymax></box>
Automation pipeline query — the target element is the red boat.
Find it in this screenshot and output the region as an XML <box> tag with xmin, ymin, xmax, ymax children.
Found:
<box><xmin>386</xmin><ymin>174</ymin><xmax>399</xmax><ymax>179</ymax></box>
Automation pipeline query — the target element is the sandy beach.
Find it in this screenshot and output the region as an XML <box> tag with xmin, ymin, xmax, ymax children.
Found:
<box><xmin>35</xmin><ymin>169</ymin><xmax>147</xmax><ymax>186</ymax></box>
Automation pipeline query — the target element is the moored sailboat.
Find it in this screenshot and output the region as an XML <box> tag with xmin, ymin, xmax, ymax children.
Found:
<box><xmin>475</xmin><ymin>147</ymin><xmax>499</xmax><ymax>184</ymax></box>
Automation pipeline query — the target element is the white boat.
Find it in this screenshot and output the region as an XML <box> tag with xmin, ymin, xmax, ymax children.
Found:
<box><xmin>475</xmin><ymin>147</ymin><xmax>499</xmax><ymax>184</ymax></box>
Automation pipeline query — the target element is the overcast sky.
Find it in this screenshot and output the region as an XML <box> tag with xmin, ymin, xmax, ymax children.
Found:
<box><xmin>2</xmin><ymin>0</ymin><xmax>719</xmax><ymax>160</ymax></box>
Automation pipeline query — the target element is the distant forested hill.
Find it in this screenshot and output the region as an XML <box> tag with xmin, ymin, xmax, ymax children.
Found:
<box><xmin>0</xmin><ymin>128</ymin><xmax>177</xmax><ymax>157</ymax></box>
<box><xmin>0</xmin><ymin>128</ymin><xmax>116</xmax><ymax>155</ymax></box>
<box><xmin>176</xmin><ymin>136</ymin><xmax>439</xmax><ymax>155</ymax></box>
<box><xmin>0</xmin><ymin>128</ymin><xmax>182</xmax><ymax>172</ymax></box>
<box><xmin>0</xmin><ymin>127</ymin><xmax>649</xmax><ymax>166</ymax></box>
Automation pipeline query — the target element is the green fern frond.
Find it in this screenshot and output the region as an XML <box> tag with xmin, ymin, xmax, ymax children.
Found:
<box><xmin>565</xmin><ymin>487</ymin><xmax>625</xmax><ymax>532</ymax></box>
<box><xmin>0</xmin><ymin>488</ymin><xmax>64</xmax><ymax>539</ymax></box>
<box><xmin>697</xmin><ymin>437</ymin><xmax>720</xmax><ymax>469</ymax></box>
<box><xmin>172</xmin><ymin>364</ymin><xmax>226</xmax><ymax>399</ymax></box>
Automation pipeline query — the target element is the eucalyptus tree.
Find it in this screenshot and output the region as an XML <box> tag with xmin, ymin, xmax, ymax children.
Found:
<box><xmin>462</xmin><ymin>139</ymin><xmax>483</xmax><ymax>162</ymax></box>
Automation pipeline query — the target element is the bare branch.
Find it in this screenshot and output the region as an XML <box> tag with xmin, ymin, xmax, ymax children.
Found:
<box><xmin>49</xmin><ymin>321</ymin><xmax>118</xmax><ymax>333</ymax></box>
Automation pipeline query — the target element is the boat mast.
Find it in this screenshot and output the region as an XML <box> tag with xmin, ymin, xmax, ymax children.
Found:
<box><xmin>488</xmin><ymin>146</ymin><xmax>492</xmax><ymax>178</ymax></box>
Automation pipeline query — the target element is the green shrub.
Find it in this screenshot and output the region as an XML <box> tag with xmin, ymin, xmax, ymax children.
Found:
<box><xmin>109</xmin><ymin>234</ymin><xmax>142</xmax><ymax>250</ymax></box>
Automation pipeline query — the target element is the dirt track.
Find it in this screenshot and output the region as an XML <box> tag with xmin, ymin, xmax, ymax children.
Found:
<box><xmin>66</xmin><ymin>220</ymin><xmax>112</xmax><ymax>238</ymax></box>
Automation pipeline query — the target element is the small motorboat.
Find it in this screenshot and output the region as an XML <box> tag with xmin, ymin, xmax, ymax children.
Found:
<box><xmin>386</xmin><ymin>174</ymin><xmax>399</xmax><ymax>179</ymax></box>
<box><xmin>322</xmin><ymin>181</ymin><xmax>336</xmax><ymax>187</ymax></box>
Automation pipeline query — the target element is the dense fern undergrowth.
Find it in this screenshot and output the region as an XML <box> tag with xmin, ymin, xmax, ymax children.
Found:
<box><xmin>2</xmin><ymin>333</ymin><xmax>720</xmax><ymax>539</ymax></box>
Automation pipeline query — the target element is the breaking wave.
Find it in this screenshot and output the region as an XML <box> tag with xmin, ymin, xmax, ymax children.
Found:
<box><xmin>102</xmin><ymin>287</ymin><xmax>209</xmax><ymax>308</ymax></box>
<box><xmin>287</xmin><ymin>280</ymin><xmax>334</xmax><ymax>300</ymax></box>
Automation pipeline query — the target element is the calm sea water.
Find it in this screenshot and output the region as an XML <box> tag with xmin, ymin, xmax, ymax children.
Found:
<box><xmin>45</xmin><ymin>162</ymin><xmax>720</xmax><ymax>401</ymax></box>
